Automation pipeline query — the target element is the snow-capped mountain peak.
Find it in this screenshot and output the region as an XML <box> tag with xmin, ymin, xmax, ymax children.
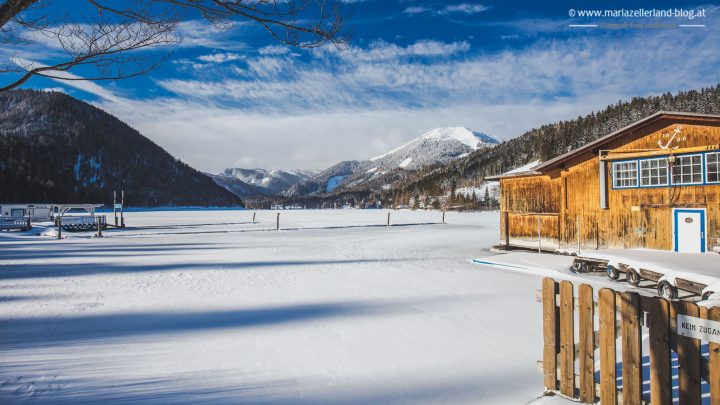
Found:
<box><xmin>419</xmin><ymin>127</ymin><xmax>499</xmax><ymax>149</ymax></box>
<box><xmin>368</xmin><ymin>126</ymin><xmax>499</xmax><ymax>168</ymax></box>
<box><xmin>216</xmin><ymin>168</ymin><xmax>316</xmax><ymax>195</ymax></box>
<box><xmin>283</xmin><ymin>126</ymin><xmax>499</xmax><ymax>196</ymax></box>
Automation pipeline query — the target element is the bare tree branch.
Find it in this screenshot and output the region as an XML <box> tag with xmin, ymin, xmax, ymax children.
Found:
<box><xmin>0</xmin><ymin>0</ymin><xmax>350</xmax><ymax>93</ymax></box>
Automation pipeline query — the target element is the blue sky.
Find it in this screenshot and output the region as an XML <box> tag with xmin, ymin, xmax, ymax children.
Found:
<box><xmin>4</xmin><ymin>1</ymin><xmax>720</xmax><ymax>172</ymax></box>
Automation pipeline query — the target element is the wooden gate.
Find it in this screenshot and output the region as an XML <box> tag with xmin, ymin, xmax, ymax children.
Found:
<box><xmin>542</xmin><ymin>278</ymin><xmax>720</xmax><ymax>404</ymax></box>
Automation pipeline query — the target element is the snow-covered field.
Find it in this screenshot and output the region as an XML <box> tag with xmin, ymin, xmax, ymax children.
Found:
<box><xmin>1</xmin><ymin>209</ymin><xmax>580</xmax><ymax>404</ymax></box>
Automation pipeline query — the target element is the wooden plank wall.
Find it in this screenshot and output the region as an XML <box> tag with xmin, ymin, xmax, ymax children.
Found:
<box><xmin>507</xmin><ymin>213</ymin><xmax>560</xmax><ymax>247</ymax></box>
<box><xmin>500</xmin><ymin>124</ymin><xmax>720</xmax><ymax>251</ymax></box>
<box><xmin>542</xmin><ymin>277</ymin><xmax>720</xmax><ymax>404</ymax></box>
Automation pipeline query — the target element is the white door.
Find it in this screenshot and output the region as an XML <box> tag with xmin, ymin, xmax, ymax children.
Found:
<box><xmin>674</xmin><ymin>209</ymin><xmax>706</xmax><ymax>253</ymax></box>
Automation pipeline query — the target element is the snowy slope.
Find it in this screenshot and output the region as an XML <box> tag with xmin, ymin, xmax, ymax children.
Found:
<box><xmin>288</xmin><ymin>127</ymin><xmax>499</xmax><ymax>195</ymax></box>
<box><xmin>208</xmin><ymin>173</ymin><xmax>270</xmax><ymax>198</ymax></box>
<box><xmin>217</xmin><ymin>168</ymin><xmax>316</xmax><ymax>196</ymax></box>
<box><xmin>368</xmin><ymin>127</ymin><xmax>499</xmax><ymax>169</ymax></box>
<box><xmin>0</xmin><ymin>210</ymin><xmax>551</xmax><ymax>404</ymax></box>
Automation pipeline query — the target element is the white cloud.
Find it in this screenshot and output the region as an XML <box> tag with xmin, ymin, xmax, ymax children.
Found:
<box><xmin>316</xmin><ymin>39</ymin><xmax>471</xmax><ymax>62</ymax></box>
<box><xmin>403</xmin><ymin>6</ymin><xmax>428</xmax><ymax>15</ymax></box>
<box><xmin>176</xmin><ymin>20</ymin><xmax>247</xmax><ymax>50</ymax></box>
<box><xmin>153</xmin><ymin>26</ymin><xmax>720</xmax><ymax>115</ymax></box>
<box><xmin>404</xmin><ymin>3</ymin><xmax>490</xmax><ymax>16</ymax></box>
<box><xmin>13</xmin><ymin>57</ymin><xmax>122</xmax><ymax>103</ymax></box>
<box><xmin>197</xmin><ymin>52</ymin><xmax>243</xmax><ymax>63</ymax></box>
<box><xmin>259</xmin><ymin>45</ymin><xmax>290</xmax><ymax>56</ymax></box>
<box><xmin>33</xmin><ymin>8</ymin><xmax>720</xmax><ymax>173</ymax></box>
<box><xmin>439</xmin><ymin>4</ymin><xmax>490</xmax><ymax>15</ymax></box>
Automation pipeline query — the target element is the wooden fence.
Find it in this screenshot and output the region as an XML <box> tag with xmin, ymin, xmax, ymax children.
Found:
<box><xmin>57</xmin><ymin>215</ymin><xmax>107</xmax><ymax>231</ymax></box>
<box><xmin>0</xmin><ymin>216</ymin><xmax>31</xmax><ymax>231</ymax></box>
<box><xmin>542</xmin><ymin>278</ymin><xmax>720</xmax><ymax>404</ymax></box>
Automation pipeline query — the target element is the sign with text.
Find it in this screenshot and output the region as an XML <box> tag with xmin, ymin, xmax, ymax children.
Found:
<box><xmin>677</xmin><ymin>314</ymin><xmax>720</xmax><ymax>343</ymax></box>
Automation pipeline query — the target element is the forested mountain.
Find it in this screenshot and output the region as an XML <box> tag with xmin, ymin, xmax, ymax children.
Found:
<box><xmin>388</xmin><ymin>84</ymin><xmax>720</xmax><ymax>202</ymax></box>
<box><xmin>284</xmin><ymin>126</ymin><xmax>498</xmax><ymax>197</ymax></box>
<box><xmin>216</xmin><ymin>168</ymin><xmax>315</xmax><ymax>196</ymax></box>
<box><xmin>270</xmin><ymin>84</ymin><xmax>720</xmax><ymax>209</ymax></box>
<box><xmin>0</xmin><ymin>90</ymin><xmax>243</xmax><ymax>207</ymax></box>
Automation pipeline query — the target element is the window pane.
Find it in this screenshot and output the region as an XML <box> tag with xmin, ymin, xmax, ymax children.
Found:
<box><xmin>673</xmin><ymin>155</ymin><xmax>703</xmax><ymax>185</ymax></box>
<box><xmin>707</xmin><ymin>152</ymin><xmax>720</xmax><ymax>183</ymax></box>
<box><xmin>640</xmin><ymin>158</ymin><xmax>667</xmax><ymax>187</ymax></box>
<box><xmin>614</xmin><ymin>160</ymin><xmax>638</xmax><ymax>188</ymax></box>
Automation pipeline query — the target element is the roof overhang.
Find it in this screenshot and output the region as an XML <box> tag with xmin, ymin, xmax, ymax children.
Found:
<box><xmin>533</xmin><ymin>111</ymin><xmax>720</xmax><ymax>172</ymax></box>
<box><xmin>485</xmin><ymin>170</ymin><xmax>542</xmax><ymax>181</ymax></box>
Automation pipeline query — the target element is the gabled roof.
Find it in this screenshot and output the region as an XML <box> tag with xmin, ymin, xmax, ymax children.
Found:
<box><xmin>485</xmin><ymin>160</ymin><xmax>542</xmax><ymax>180</ymax></box>
<box><xmin>533</xmin><ymin>111</ymin><xmax>720</xmax><ymax>172</ymax></box>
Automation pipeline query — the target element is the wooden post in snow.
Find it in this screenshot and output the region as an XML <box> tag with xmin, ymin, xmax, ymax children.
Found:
<box><xmin>252</xmin><ymin>212</ymin><xmax>256</xmax><ymax>224</ymax></box>
<box><xmin>504</xmin><ymin>212</ymin><xmax>510</xmax><ymax>247</ymax></box>
<box><xmin>537</xmin><ymin>215</ymin><xmax>542</xmax><ymax>254</ymax></box>
<box><xmin>113</xmin><ymin>190</ymin><xmax>118</xmax><ymax>226</ymax></box>
<box><xmin>386</xmin><ymin>212</ymin><xmax>390</xmax><ymax>227</ymax></box>
<box><xmin>442</xmin><ymin>210</ymin><xmax>445</xmax><ymax>224</ymax></box>
<box><xmin>120</xmin><ymin>190</ymin><xmax>125</xmax><ymax>228</ymax></box>
<box><xmin>96</xmin><ymin>216</ymin><xmax>103</xmax><ymax>237</ymax></box>
<box><xmin>276</xmin><ymin>213</ymin><xmax>280</xmax><ymax>231</ymax></box>
<box><xmin>57</xmin><ymin>217</ymin><xmax>62</xmax><ymax>240</ymax></box>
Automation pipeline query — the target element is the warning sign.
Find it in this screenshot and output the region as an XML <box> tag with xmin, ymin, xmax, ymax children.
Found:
<box><xmin>677</xmin><ymin>314</ymin><xmax>720</xmax><ymax>344</ymax></box>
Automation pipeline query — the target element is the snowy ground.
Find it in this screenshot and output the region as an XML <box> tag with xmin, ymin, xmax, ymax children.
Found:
<box><xmin>0</xmin><ymin>210</ymin><xmax>603</xmax><ymax>404</ymax></box>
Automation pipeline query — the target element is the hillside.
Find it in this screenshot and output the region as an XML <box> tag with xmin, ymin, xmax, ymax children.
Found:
<box><xmin>285</xmin><ymin>127</ymin><xmax>498</xmax><ymax>196</ymax></box>
<box><xmin>269</xmin><ymin>84</ymin><xmax>720</xmax><ymax>210</ymax></box>
<box><xmin>215</xmin><ymin>168</ymin><xmax>314</xmax><ymax>196</ymax></box>
<box><xmin>0</xmin><ymin>90</ymin><xmax>243</xmax><ymax>207</ymax></box>
<box><xmin>388</xmin><ymin>85</ymin><xmax>720</xmax><ymax>202</ymax></box>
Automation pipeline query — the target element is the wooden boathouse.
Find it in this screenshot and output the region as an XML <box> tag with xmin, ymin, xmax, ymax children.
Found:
<box><xmin>487</xmin><ymin>111</ymin><xmax>720</xmax><ymax>253</ymax></box>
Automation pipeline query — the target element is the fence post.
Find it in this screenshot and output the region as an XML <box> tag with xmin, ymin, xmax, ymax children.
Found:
<box><xmin>276</xmin><ymin>213</ymin><xmax>280</xmax><ymax>231</ymax></box>
<box><xmin>646</xmin><ymin>296</ymin><xmax>671</xmax><ymax>405</ymax></box>
<box><xmin>706</xmin><ymin>307</ymin><xmax>720</xmax><ymax>405</ymax></box>
<box><xmin>96</xmin><ymin>217</ymin><xmax>103</xmax><ymax>237</ymax></box>
<box><xmin>442</xmin><ymin>210</ymin><xmax>445</xmax><ymax>224</ymax></box>
<box><xmin>675</xmin><ymin>301</ymin><xmax>701</xmax><ymax>405</ymax></box>
<box><xmin>252</xmin><ymin>212</ymin><xmax>256</xmax><ymax>224</ymax></box>
<box><xmin>599</xmin><ymin>288</ymin><xmax>617</xmax><ymax>405</ymax></box>
<box><xmin>542</xmin><ymin>278</ymin><xmax>559</xmax><ymax>390</ymax></box>
<box><xmin>578</xmin><ymin>284</ymin><xmax>594</xmax><ymax>403</ymax></box>
<box><xmin>621</xmin><ymin>291</ymin><xmax>642</xmax><ymax>405</ymax></box>
<box><xmin>559</xmin><ymin>280</ymin><xmax>575</xmax><ymax>397</ymax></box>
<box><xmin>387</xmin><ymin>212</ymin><xmax>390</xmax><ymax>227</ymax></box>
<box><xmin>26</xmin><ymin>216</ymin><xmax>31</xmax><ymax>231</ymax></box>
<box><xmin>57</xmin><ymin>217</ymin><xmax>62</xmax><ymax>240</ymax></box>
<box><xmin>504</xmin><ymin>212</ymin><xmax>510</xmax><ymax>247</ymax></box>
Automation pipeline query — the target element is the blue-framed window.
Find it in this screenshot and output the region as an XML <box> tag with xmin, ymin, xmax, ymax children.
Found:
<box><xmin>640</xmin><ymin>157</ymin><xmax>669</xmax><ymax>187</ymax></box>
<box><xmin>610</xmin><ymin>149</ymin><xmax>720</xmax><ymax>189</ymax></box>
<box><xmin>672</xmin><ymin>154</ymin><xmax>703</xmax><ymax>185</ymax></box>
<box><xmin>706</xmin><ymin>152</ymin><xmax>720</xmax><ymax>184</ymax></box>
<box><xmin>612</xmin><ymin>161</ymin><xmax>638</xmax><ymax>188</ymax></box>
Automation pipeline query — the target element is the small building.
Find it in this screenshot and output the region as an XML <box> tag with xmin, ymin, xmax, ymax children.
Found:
<box><xmin>0</xmin><ymin>204</ymin><xmax>53</xmax><ymax>221</ymax></box>
<box><xmin>487</xmin><ymin>111</ymin><xmax>720</xmax><ymax>254</ymax></box>
<box><xmin>0</xmin><ymin>203</ymin><xmax>103</xmax><ymax>222</ymax></box>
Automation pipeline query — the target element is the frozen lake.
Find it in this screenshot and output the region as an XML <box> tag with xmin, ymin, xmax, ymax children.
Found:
<box><xmin>1</xmin><ymin>209</ymin><xmax>552</xmax><ymax>404</ymax></box>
